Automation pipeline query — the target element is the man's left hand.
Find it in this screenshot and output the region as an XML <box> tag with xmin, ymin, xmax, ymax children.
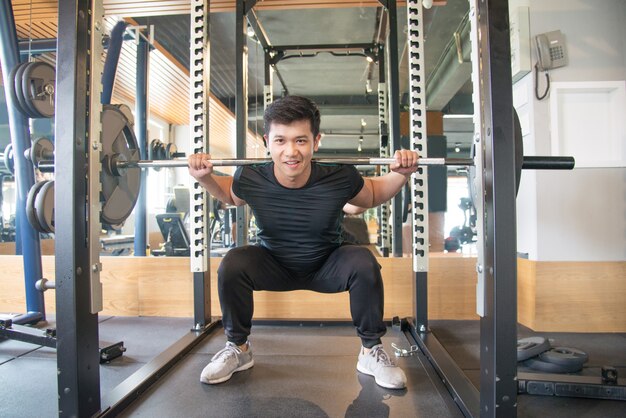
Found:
<box><xmin>390</xmin><ymin>149</ymin><xmax>419</xmax><ymax>175</ymax></box>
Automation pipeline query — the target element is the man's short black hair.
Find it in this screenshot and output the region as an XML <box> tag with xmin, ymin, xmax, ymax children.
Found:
<box><xmin>263</xmin><ymin>96</ymin><xmax>321</xmax><ymax>138</ymax></box>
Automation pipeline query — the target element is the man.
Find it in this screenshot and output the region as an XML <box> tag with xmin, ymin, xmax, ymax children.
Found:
<box><xmin>188</xmin><ymin>96</ymin><xmax>418</xmax><ymax>389</ymax></box>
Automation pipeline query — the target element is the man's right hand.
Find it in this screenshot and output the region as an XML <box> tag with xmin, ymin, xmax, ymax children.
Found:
<box><xmin>188</xmin><ymin>153</ymin><xmax>213</xmax><ymax>180</ymax></box>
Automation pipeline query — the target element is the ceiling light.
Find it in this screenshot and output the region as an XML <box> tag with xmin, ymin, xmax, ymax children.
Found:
<box><xmin>423</xmin><ymin>0</ymin><xmax>434</xmax><ymax>9</ymax></box>
<box><xmin>360</xmin><ymin>118</ymin><xmax>367</xmax><ymax>127</ymax></box>
<box><xmin>247</xmin><ymin>26</ymin><xmax>255</xmax><ymax>38</ymax></box>
<box><xmin>454</xmin><ymin>143</ymin><xmax>461</xmax><ymax>153</ymax></box>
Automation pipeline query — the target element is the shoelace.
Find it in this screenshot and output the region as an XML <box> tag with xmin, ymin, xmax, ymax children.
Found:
<box><xmin>370</xmin><ymin>346</ymin><xmax>396</xmax><ymax>367</ymax></box>
<box><xmin>211</xmin><ymin>344</ymin><xmax>240</xmax><ymax>363</ymax></box>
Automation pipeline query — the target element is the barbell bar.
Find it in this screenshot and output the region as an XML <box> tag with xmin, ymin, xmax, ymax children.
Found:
<box><xmin>36</xmin><ymin>155</ymin><xmax>576</xmax><ymax>173</ymax></box>
<box><xmin>120</xmin><ymin>156</ymin><xmax>472</xmax><ymax>168</ymax></box>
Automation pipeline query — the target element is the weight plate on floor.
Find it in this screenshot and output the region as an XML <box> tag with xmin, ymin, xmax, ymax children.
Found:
<box><xmin>34</xmin><ymin>180</ymin><xmax>55</xmax><ymax>233</ymax></box>
<box><xmin>523</xmin><ymin>357</ymin><xmax>583</xmax><ymax>373</ymax></box>
<box><xmin>22</xmin><ymin>61</ymin><xmax>56</xmax><ymax>118</ymax></box>
<box><xmin>100</xmin><ymin>104</ymin><xmax>140</xmax><ymax>226</ymax></box>
<box><xmin>14</xmin><ymin>62</ymin><xmax>37</xmax><ymax>118</ymax></box>
<box><xmin>539</xmin><ymin>347</ymin><xmax>588</xmax><ymax>368</ymax></box>
<box><xmin>26</xmin><ymin>180</ymin><xmax>48</xmax><ymax>232</ymax></box>
<box><xmin>517</xmin><ymin>336</ymin><xmax>551</xmax><ymax>361</ymax></box>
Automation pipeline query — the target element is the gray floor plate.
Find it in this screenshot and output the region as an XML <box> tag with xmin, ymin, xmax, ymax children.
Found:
<box><xmin>2</xmin><ymin>316</ymin><xmax>624</xmax><ymax>417</ymax></box>
<box><xmin>121</xmin><ymin>325</ymin><xmax>462</xmax><ymax>417</ymax></box>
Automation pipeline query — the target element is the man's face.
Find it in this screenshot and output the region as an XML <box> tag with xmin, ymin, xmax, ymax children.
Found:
<box><xmin>264</xmin><ymin>119</ymin><xmax>320</xmax><ymax>187</ymax></box>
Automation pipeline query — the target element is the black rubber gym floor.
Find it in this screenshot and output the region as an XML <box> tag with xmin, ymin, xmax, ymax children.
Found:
<box><xmin>0</xmin><ymin>316</ymin><xmax>624</xmax><ymax>417</ymax></box>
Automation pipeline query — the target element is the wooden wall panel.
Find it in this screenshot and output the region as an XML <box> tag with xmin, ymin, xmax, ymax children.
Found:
<box><xmin>517</xmin><ymin>258</ymin><xmax>536</xmax><ymax>328</ymax></box>
<box><xmin>9</xmin><ymin>255</ymin><xmax>623</xmax><ymax>333</ymax></box>
<box><xmin>429</xmin><ymin>254</ymin><xmax>478</xmax><ymax>320</ymax></box>
<box><xmin>0</xmin><ymin>253</ymin><xmax>479</xmax><ymax>321</ymax></box>
<box><xmin>531</xmin><ymin>261</ymin><xmax>626</xmax><ymax>333</ymax></box>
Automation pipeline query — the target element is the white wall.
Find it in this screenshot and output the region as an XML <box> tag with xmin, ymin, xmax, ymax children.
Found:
<box><xmin>514</xmin><ymin>0</ymin><xmax>626</xmax><ymax>261</ymax></box>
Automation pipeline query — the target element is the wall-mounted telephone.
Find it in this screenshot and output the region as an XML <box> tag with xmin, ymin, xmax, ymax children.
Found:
<box><xmin>535</xmin><ymin>30</ymin><xmax>568</xmax><ymax>71</ymax></box>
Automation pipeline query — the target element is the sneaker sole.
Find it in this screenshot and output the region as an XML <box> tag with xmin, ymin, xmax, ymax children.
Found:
<box><xmin>200</xmin><ymin>359</ymin><xmax>254</xmax><ymax>385</ymax></box>
<box><xmin>356</xmin><ymin>362</ymin><xmax>406</xmax><ymax>390</ymax></box>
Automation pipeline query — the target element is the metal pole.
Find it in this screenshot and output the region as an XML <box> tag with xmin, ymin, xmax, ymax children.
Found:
<box><xmin>474</xmin><ymin>0</ymin><xmax>518</xmax><ymax>415</ymax></box>
<box><xmin>189</xmin><ymin>0</ymin><xmax>211</xmax><ymax>327</ymax></box>
<box><xmin>134</xmin><ymin>36</ymin><xmax>149</xmax><ymax>256</ymax></box>
<box><xmin>407</xmin><ymin>0</ymin><xmax>430</xmax><ymax>335</ymax></box>
<box><xmin>377</xmin><ymin>43</ymin><xmax>391</xmax><ymax>257</ymax></box>
<box><xmin>0</xmin><ymin>0</ymin><xmax>45</xmax><ymax>323</ymax></box>
<box><xmin>55</xmin><ymin>0</ymin><xmax>102</xmax><ymax>415</ymax></box>
<box><xmin>235</xmin><ymin>0</ymin><xmax>249</xmax><ymax>247</ymax></box>
<box><xmin>387</xmin><ymin>0</ymin><xmax>403</xmax><ymax>257</ymax></box>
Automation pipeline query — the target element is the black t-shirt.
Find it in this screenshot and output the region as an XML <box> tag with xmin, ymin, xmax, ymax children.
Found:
<box><xmin>232</xmin><ymin>162</ymin><xmax>364</xmax><ymax>276</ymax></box>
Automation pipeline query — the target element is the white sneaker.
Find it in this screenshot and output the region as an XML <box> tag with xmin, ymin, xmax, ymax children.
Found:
<box><xmin>200</xmin><ymin>341</ymin><xmax>254</xmax><ymax>384</ymax></box>
<box><xmin>356</xmin><ymin>344</ymin><xmax>407</xmax><ymax>389</ymax></box>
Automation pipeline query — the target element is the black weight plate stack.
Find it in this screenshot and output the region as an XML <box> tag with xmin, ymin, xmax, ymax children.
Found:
<box><xmin>100</xmin><ymin>105</ymin><xmax>140</xmax><ymax>227</ymax></box>
<box><xmin>517</xmin><ymin>336</ymin><xmax>551</xmax><ymax>361</ymax></box>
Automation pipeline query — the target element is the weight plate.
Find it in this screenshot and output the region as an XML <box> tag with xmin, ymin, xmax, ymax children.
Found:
<box><xmin>517</xmin><ymin>336</ymin><xmax>551</xmax><ymax>361</ymax></box>
<box><xmin>523</xmin><ymin>357</ymin><xmax>584</xmax><ymax>374</ymax></box>
<box><xmin>3</xmin><ymin>144</ymin><xmax>14</xmax><ymax>174</ymax></box>
<box><xmin>100</xmin><ymin>105</ymin><xmax>140</xmax><ymax>226</ymax></box>
<box><xmin>513</xmin><ymin>108</ymin><xmax>523</xmax><ymax>194</ymax></box>
<box><xmin>159</xmin><ymin>142</ymin><xmax>167</xmax><ymax>160</ymax></box>
<box><xmin>467</xmin><ymin>108</ymin><xmax>524</xmax><ymax>209</ymax></box>
<box><xmin>14</xmin><ymin>62</ymin><xmax>37</xmax><ymax>118</ymax></box>
<box><xmin>165</xmin><ymin>142</ymin><xmax>177</xmax><ymax>160</ymax></box>
<box><xmin>148</xmin><ymin>139</ymin><xmax>160</xmax><ymax>160</ymax></box>
<box><xmin>22</xmin><ymin>61</ymin><xmax>56</xmax><ymax>118</ymax></box>
<box><xmin>8</xmin><ymin>64</ymin><xmax>27</xmax><ymax>117</ymax></box>
<box><xmin>539</xmin><ymin>347</ymin><xmax>588</xmax><ymax>367</ymax></box>
<box><xmin>26</xmin><ymin>180</ymin><xmax>48</xmax><ymax>232</ymax></box>
<box><xmin>34</xmin><ymin>180</ymin><xmax>55</xmax><ymax>233</ymax></box>
<box><xmin>29</xmin><ymin>137</ymin><xmax>54</xmax><ymax>168</ymax></box>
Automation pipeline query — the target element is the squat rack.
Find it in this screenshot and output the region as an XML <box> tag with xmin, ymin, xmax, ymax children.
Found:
<box><xmin>46</xmin><ymin>0</ymin><xmax>518</xmax><ymax>417</ymax></box>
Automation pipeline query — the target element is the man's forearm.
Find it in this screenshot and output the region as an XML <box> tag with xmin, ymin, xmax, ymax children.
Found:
<box><xmin>367</xmin><ymin>171</ymin><xmax>411</xmax><ymax>207</ymax></box>
<box><xmin>197</xmin><ymin>174</ymin><xmax>235</xmax><ymax>205</ymax></box>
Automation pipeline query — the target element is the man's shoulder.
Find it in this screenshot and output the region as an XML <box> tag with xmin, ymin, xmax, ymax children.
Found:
<box><xmin>236</xmin><ymin>162</ymin><xmax>273</xmax><ymax>180</ymax></box>
<box><xmin>314</xmin><ymin>162</ymin><xmax>359</xmax><ymax>176</ymax></box>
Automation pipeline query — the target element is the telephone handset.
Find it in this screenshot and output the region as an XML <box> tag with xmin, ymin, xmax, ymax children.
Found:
<box><xmin>535</xmin><ymin>30</ymin><xmax>568</xmax><ymax>71</ymax></box>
